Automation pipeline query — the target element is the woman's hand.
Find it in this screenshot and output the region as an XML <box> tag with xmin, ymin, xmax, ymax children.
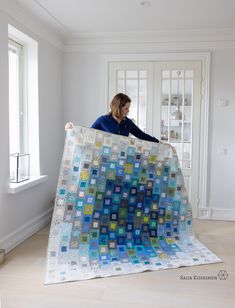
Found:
<box><xmin>65</xmin><ymin>122</ymin><xmax>74</xmax><ymax>131</ymax></box>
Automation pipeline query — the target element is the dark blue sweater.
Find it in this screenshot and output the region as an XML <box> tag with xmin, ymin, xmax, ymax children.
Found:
<box><xmin>91</xmin><ymin>114</ymin><xmax>159</xmax><ymax>143</ymax></box>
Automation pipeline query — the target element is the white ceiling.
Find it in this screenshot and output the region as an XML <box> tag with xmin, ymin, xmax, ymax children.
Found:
<box><xmin>16</xmin><ymin>0</ymin><xmax>235</xmax><ymax>39</ymax></box>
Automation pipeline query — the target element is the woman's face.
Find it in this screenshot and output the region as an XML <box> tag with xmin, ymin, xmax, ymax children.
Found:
<box><xmin>121</xmin><ymin>102</ymin><xmax>131</xmax><ymax>118</ymax></box>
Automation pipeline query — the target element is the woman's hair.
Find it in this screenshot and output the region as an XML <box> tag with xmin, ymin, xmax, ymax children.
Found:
<box><xmin>110</xmin><ymin>93</ymin><xmax>131</xmax><ymax>119</ymax></box>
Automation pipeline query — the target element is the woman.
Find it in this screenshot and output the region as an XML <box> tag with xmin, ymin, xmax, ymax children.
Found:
<box><xmin>65</xmin><ymin>93</ymin><xmax>159</xmax><ymax>143</ymax></box>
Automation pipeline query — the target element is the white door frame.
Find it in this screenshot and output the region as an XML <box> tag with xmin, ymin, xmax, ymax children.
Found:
<box><xmin>102</xmin><ymin>52</ymin><xmax>211</xmax><ymax>219</ymax></box>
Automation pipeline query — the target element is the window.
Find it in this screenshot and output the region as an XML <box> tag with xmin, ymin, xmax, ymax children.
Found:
<box><xmin>9</xmin><ymin>39</ymin><xmax>29</xmax><ymax>182</ymax></box>
<box><xmin>9</xmin><ymin>39</ymin><xmax>27</xmax><ymax>154</ymax></box>
<box><xmin>8</xmin><ymin>25</ymin><xmax>40</xmax><ymax>188</ymax></box>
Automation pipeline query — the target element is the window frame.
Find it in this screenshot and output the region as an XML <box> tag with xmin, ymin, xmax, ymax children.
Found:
<box><xmin>8</xmin><ymin>38</ymin><xmax>28</xmax><ymax>155</ymax></box>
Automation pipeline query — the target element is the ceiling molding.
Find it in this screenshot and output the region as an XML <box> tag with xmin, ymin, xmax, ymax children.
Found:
<box><xmin>64</xmin><ymin>41</ymin><xmax>235</xmax><ymax>53</ymax></box>
<box><xmin>64</xmin><ymin>28</ymin><xmax>235</xmax><ymax>52</ymax></box>
<box><xmin>66</xmin><ymin>28</ymin><xmax>235</xmax><ymax>42</ymax></box>
<box><xmin>32</xmin><ymin>0</ymin><xmax>69</xmax><ymax>36</ymax></box>
<box><xmin>0</xmin><ymin>0</ymin><xmax>64</xmax><ymax>51</ymax></box>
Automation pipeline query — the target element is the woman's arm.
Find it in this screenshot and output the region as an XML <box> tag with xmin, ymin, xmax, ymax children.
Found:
<box><xmin>130</xmin><ymin>120</ymin><xmax>159</xmax><ymax>142</ymax></box>
<box><xmin>91</xmin><ymin>116</ymin><xmax>103</xmax><ymax>129</ymax></box>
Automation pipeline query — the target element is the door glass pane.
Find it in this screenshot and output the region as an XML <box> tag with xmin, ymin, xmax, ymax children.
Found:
<box><xmin>185</xmin><ymin>79</ymin><xmax>193</xmax><ymax>106</ymax></box>
<box><xmin>126</xmin><ymin>79</ymin><xmax>138</xmax><ymax>122</ymax></box>
<box><xmin>169</xmin><ymin>120</ymin><xmax>181</xmax><ymax>142</ymax></box>
<box><xmin>162</xmin><ymin>79</ymin><xmax>170</xmax><ymax>101</ymax></box>
<box><xmin>161</xmin><ymin>79</ymin><xmax>170</xmax><ymax>141</ymax></box>
<box><xmin>183</xmin><ymin>143</ymin><xmax>191</xmax><ymax>161</ymax></box>
<box><xmin>117</xmin><ymin>70</ymin><xmax>125</xmax><ymax>79</ymax></box>
<box><xmin>185</xmin><ymin>70</ymin><xmax>194</xmax><ymax>78</ymax></box>
<box><xmin>184</xmin><ymin>79</ymin><xmax>193</xmax><ymax>142</ymax></box>
<box><xmin>139</xmin><ymin>70</ymin><xmax>147</xmax><ymax>78</ymax></box>
<box><xmin>171</xmin><ymin>70</ymin><xmax>184</xmax><ymax>78</ymax></box>
<box><xmin>184</xmin><ymin>176</ymin><xmax>191</xmax><ymax>200</ymax></box>
<box><xmin>126</xmin><ymin>70</ymin><xmax>138</xmax><ymax>78</ymax></box>
<box><xmin>162</xmin><ymin>70</ymin><xmax>170</xmax><ymax>78</ymax></box>
<box><xmin>128</xmin><ymin>100</ymin><xmax>138</xmax><ymax>123</ymax></box>
<box><xmin>183</xmin><ymin>160</ymin><xmax>191</xmax><ymax>169</ymax></box>
<box><xmin>126</xmin><ymin>79</ymin><xmax>138</xmax><ymax>98</ymax></box>
<box><xmin>139</xmin><ymin>79</ymin><xmax>147</xmax><ymax>131</ymax></box>
<box><xmin>183</xmin><ymin>123</ymin><xmax>192</xmax><ymax>142</ymax></box>
<box><xmin>171</xmin><ymin>143</ymin><xmax>182</xmax><ymax>159</ymax></box>
<box><xmin>117</xmin><ymin>79</ymin><xmax>125</xmax><ymax>93</ymax></box>
<box><xmin>160</xmin><ymin>69</ymin><xmax>194</xmax><ymax>170</ymax></box>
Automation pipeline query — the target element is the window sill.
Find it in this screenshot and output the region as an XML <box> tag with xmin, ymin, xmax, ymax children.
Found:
<box><xmin>8</xmin><ymin>175</ymin><xmax>48</xmax><ymax>194</ymax></box>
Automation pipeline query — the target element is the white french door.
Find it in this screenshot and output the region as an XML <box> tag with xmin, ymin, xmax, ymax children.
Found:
<box><xmin>108</xmin><ymin>60</ymin><xmax>202</xmax><ymax>218</ymax></box>
<box><xmin>154</xmin><ymin>61</ymin><xmax>202</xmax><ymax>218</ymax></box>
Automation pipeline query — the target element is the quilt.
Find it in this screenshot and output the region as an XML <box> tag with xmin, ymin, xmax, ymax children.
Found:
<box><xmin>45</xmin><ymin>126</ymin><xmax>221</xmax><ymax>284</ymax></box>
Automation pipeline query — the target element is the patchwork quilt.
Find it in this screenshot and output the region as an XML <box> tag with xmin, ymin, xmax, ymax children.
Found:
<box><xmin>45</xmin><ymin>126</ymin><xmax>221</xmax><ymax>284</ymax></box>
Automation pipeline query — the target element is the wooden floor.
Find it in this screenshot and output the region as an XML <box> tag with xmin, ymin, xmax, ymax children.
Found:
<box><xmin>0</xmin><ymin>219</ymin><xmax>235</xmax><ymax>308</ymax></box>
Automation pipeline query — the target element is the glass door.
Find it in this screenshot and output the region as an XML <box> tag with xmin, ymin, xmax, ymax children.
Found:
<box><xmin>160</xmin><ymin>69</ymin><xmax>193</xmax><ymax>169</ymax></box>
<box><xmin>108</xmin><ymin>60</ymin><xmax>202</xmax><ymax>218</ymax></box>
<box><xmin>154</xmin><ymin>61</ymin><xmax>202</xmax><ymax>217</ymax></box>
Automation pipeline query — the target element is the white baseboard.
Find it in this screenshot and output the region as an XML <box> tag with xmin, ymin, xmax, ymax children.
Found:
<box><xmin>0</xmin><ymin>207</ymin><xmax>53</xmax><ymax>253</ymax></box>
<box><xmin>198</xmin><ymin>207</ymin><xmax>235</xmax><ymax>221</ymax></box>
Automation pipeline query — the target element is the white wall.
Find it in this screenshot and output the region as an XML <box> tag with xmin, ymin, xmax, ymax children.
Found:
<box><xmin>63</xmin><ymin>46</ymin><xmax>235</xmax><ymax>221</ymax></box>
<box><xmin>0</xmin><ymin>5</ymin><xmax>64</xmax><ymax>251</ymax></box>
<box><xmin>209</xmin><ymin>51</ymin><xmax>235</xmax><ymax>218</ymax></box>
<box><xmin>63</xmin><ymin>51</ymin><xmax>104</xmax><ymax>127</ymax></box>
